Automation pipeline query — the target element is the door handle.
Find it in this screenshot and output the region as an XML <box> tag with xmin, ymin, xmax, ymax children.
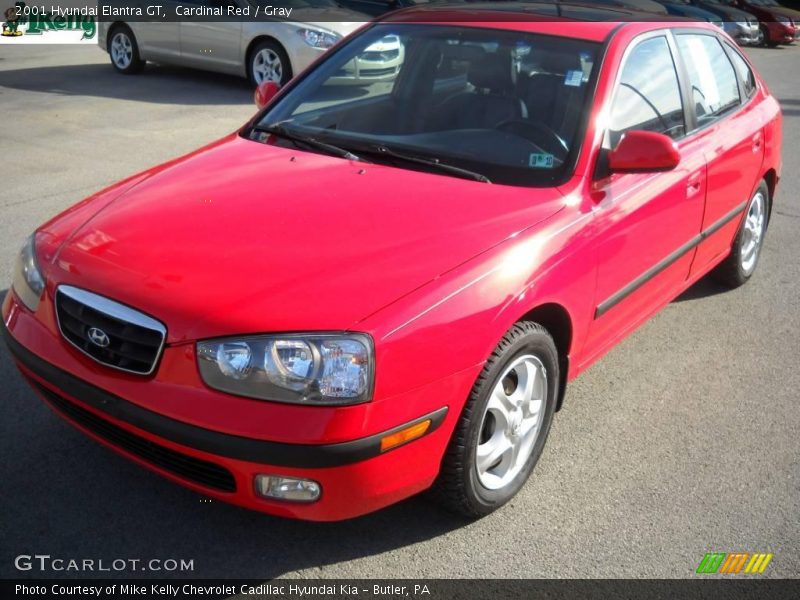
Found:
<box><xmin>752</xmin><ymin>132</ymin><xmax>763</xmax><ymax>153</ymax></box>
<box><xmin>687</xmin><ymin>172</ymin><xmax>703</xmax><ymax>197</ymax></box>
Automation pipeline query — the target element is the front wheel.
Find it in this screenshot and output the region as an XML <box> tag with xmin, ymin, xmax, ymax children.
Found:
<box><xmin>248</xmin><ymin>40</ymin><xmax>292</xmax><ymax>87</ymax></box>
<box><xmin>108</xmin><ymin>26</ymin><xmax>144</xmax><ymax>74</ymax></box>
<box><xmin>762</xmin><ymin>25</ymin><xmax>779</xmax><ymax>48</ymax></box>
<box><xmin>430</xmin><ymin>321</ymin><xmax>559</xmax><ymax>518</ymax></box>
<box><xmin>713</xmin><ymin>180</ymin><xmax>769</xmax><ymax>288</ymax></box>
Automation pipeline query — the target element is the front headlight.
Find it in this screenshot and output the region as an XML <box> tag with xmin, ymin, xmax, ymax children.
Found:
<box><xmin>776</xmin><ymin>16</ymin><xmax>791</xmax><ymax>26</ymax></box>
<box><xmin>297</xmin><ymin>28</ymin><xmax>340</xmax><ymax>50</ymax></box>
<box><xmin>11</xmin><ymin>234</ymin><xmax>45</xmax><ymax>312</ymax></box>
<box><xmin>197</xmin><ymin>333</ymin><xmax>373</xmax><ymax>405</ymax></box>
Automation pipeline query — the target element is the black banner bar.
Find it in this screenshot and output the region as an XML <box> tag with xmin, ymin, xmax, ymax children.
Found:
<box><xmin>5</xmin><ymin>1</ymin><xmax>797</xmax><ymax>24</ymax></box>
<box><xmin>3</xmin><ymin>579</ymin><xmax>800</xmax><ymax>600</ymax></box>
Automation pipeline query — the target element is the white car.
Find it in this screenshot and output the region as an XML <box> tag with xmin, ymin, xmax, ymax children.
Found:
<box><xmin>329</xmin><ymin>33</ymin><xmax>404</xmax><ymax>85</ymax></box>
<box><xmin>98</xmin><ymin>0</ymin><xmax>372</xmax><ymax>86</ymax></box>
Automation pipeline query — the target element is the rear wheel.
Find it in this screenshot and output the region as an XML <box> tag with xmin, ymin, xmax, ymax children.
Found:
<box><xmin>430</xmin><ymin>321</ymin><xmax>559</xmax><ymax>518</ymax></box>
<box><xmin>713</xmin><ymin>180</ymin><xmax>769</xmax><ymax>288</ymax></box>
<box><xmin>108</xmin><ymin>25</ymin><xmax>144</xmax><ymax>74</ymax></box>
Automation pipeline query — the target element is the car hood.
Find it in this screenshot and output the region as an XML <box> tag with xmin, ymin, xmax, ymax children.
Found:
<box><xmin>45</xmin><ymin>135</ymin><xmax>566</xmax><ymax>343</ymax></box>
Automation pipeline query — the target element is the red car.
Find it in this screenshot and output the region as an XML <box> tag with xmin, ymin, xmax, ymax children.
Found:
<box><xmin>725</xmin><ymin>0</ymin><xmax>799</xmax><ymax>46</ymax></box>
<box><xmin>3</xmin><ymin>11</ymin><xmax>782</xmax><ymax>521</ymax></box>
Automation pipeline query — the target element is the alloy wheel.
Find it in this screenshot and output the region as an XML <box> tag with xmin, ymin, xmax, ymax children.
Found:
<box><xmin>476</xmin><ymin>355</ymin><xmax>547</xmax><ymax>490</ymax></box>
<box><xmin>740</xmin><ymin>190</ymin><xmax>766</xmax><ymax>275</ymax></box>
<box><xmin>252</xmin><ymin>49</ymin><xmax>283</xmax><ymax>85</ymax></box>
<box><xmin>111</xmin><ymin>32</ymin><xmax>133</xmax><ymax>70</ymax></box>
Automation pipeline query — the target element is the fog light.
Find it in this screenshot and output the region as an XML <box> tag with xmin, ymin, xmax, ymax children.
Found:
<box><xmin>254</xmin><ymin>475</ymin><xmax>321</xmax><ymax>502</ymax></box>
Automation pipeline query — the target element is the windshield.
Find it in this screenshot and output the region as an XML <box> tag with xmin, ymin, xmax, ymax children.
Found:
<box><xmin>748</xmin><ymin>0</ymin><xmax>781</xmax><ymax>6</ymax></box>
<box><xmin>254</xmin><ymin>24</ymin><xmax>600</xmax><ymax>187</ymax></box>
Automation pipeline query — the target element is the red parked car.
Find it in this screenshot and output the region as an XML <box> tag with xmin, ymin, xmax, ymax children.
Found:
<box><xmin>3</xmin><ymin>11</ymin><xmax>782</xmax><ymax>521</ymax></box>
<box><xmin>725</xmin><ymin>0</ymin><xmax>799</xmax><ymax>46</ymax></box>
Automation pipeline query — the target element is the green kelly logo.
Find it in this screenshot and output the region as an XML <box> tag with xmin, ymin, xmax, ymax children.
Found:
<box><xmin>2</xmin><ymin>2</ymin><xmax>96</xmax><ymax>40</ymax></box>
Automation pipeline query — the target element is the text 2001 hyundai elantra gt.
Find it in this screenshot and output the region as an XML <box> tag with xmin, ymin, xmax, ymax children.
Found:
<box><xmin>3</xmin><ymin>13</ymin><xmax>781</xmax><ymax>520</ymax></box>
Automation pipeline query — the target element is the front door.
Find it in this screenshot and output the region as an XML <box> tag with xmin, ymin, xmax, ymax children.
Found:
<box><xmin>584</xmin><ymin>33</ymin><xmax>707</xmax><ymax>361</ymax></box>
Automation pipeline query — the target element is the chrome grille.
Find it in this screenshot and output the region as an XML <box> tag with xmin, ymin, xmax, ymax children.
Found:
<box><xmin>55</xmin><ymin>286</ymin><xmax>166</xmax><ymax>375</ymax></box>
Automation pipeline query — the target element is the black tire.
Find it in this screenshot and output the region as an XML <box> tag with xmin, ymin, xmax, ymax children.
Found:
<box><xmin>762</xmin><ymin>26</ymin><xmax>779</xmax><ymax>48</ymax></box>
<box><xmin>247</xmin><ymin>39</ymin><xmax>292</xmax><ymax>88</ymax></box>
<box><xmin>430</xmin><ymin>321</ymin><xmax>559</xmax><ymax>518</ymax></box>
<box><xmin>712</xmin><ymin>180</ymin><xmax>770</xmax><ymax>288</ymax></box>
<box><xmin>107</xmin><ymin>25</ymin><xmax>144</xmax><ymax>74</ymax></box>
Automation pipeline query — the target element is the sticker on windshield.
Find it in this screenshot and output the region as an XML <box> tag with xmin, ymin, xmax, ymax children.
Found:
<box><xmin>529</xmin><ymin>153</ymin><xmax>554</xmax><ymax>169</ymax></box>
<box><xmin>564</xmin><ymin>70</ymin><xmax>583</xmax><ymax>87</ymax></box>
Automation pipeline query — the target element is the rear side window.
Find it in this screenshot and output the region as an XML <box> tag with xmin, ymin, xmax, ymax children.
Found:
<box><xmin>675</xmin><ymin>34</ymin><xmax>740</xmax><ymax>128</ymax></box>
<box><xmin>726</xmin><ymin>43</ymin><xmax>757</xmax><ymax>99</ymax></box>
<box><xmin>609</xmin><ymin>36</ymin><xmax>685</xmax><ymax>147</ymax></box>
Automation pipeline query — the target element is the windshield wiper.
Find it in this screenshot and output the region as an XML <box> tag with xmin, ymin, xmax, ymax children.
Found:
<box><xmin>252</xmin><ymin>123</ymin><xmax>365</xmax><ymax>162</ymax></box>
<box><xmin>358</xmin><ymin>144</ymin><xmax>491</xmax><ymax>184</ymax></box>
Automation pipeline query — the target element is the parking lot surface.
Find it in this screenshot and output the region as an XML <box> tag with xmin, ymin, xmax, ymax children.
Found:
<box><xmin>0</xmin><ymin>43</ymin><xmax>798</xmax><ymax>579</ymax></box>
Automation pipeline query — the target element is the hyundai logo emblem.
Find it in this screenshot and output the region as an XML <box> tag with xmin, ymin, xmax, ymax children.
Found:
<box><xmin>87</xmin><ymin>327</ymin><xmax>111</xmax><ymax>348</ymax></box>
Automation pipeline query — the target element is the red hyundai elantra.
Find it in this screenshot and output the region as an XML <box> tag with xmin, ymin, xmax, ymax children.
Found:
<box><xmin>3</xmin><ymin>11</ymin><xmax>782</xmax><ymax>520</ymax></box>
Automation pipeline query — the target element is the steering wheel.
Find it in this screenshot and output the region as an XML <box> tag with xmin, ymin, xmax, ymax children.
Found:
<box><xmin>495</xmin><ymin>119</ymin><xmax>570</xmax><ymax>158</ymax></box>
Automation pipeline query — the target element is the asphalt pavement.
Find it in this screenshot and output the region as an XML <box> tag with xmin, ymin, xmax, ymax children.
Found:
<box><xmin>0</xmin><ymin>42</ymin><xmax>798</xmax><ymax>579</ymax></box>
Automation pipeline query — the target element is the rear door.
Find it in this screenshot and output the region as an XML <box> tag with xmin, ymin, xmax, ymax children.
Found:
<box><xmin>672</xmin><ymin>33</ymin><xmax>765</xmax><ymax>274</ymax></box>
<box><xmin>131</xmin><ymin>4</ymin><xmax>181</xmax><ymax>61</ymax></box>
<box><xmin>585</xmin><ymin>32</ymin><xmax>707</xmax><ymax>358</ymax></box>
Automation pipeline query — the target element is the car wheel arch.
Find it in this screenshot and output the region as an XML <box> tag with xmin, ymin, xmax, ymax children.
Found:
<box><xmin>479</xmin><ymin>301</ymin><xmax>574</xmax><ymax>413</ymax></box>
<box><xmin>763</xmin><ymin>168</ymin><xmax>777</xmax><ymax>223</ymax></box>
<box><xmin>245</xmin><ymin>36</ymin><xmax>291</xmax><ymax>74</ymax></box>
<box><xmin>515</xmin><ymin>303</ymin><xmax>572</xmax><ymax>411</ymax></box>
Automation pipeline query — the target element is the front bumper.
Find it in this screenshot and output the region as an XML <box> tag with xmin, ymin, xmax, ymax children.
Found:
<box><xmin>328</xmin><ymin>56</ymin><xmax>403</xmax><ymax>86</ymax></box>
<box><xmin>764</xmin><ymin>21</ymin><xmax>798</xmax><ymax>44</ymax></box>
<box><xmin>2</xmin><ymin>291</ymin><xmax>466</xmax><ymax>521</ymax></box>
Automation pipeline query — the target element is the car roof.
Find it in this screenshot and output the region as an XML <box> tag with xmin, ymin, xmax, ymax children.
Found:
<box><xmin>380</xmin><ymin>2</ymin><xmax>699</xmax><ymax>43</ymax></box>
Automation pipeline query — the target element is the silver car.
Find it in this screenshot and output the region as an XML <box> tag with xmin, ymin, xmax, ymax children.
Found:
<box><xmin>721</xmin><ymin>19</ymin><xmax>763</xmax><ymax>46</ymax></box>
<box><xmin>98</xmin><ymin>0</ymin><xmax>374</xmax><ymax>86</ymax></box>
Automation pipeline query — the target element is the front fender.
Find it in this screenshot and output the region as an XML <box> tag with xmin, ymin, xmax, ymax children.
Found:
<box><xmin>358</xmin><ymin>205</ymin><xmax>597</xmax><ymax>404</ymax></box>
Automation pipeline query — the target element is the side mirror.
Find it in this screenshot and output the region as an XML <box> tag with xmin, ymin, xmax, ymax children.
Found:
<box><xmin>608</xmin><ymin>130</ymin><xmax>680</xmax><ymax>174</ymax></box>
<box><xmin>254</xmin><ymin>81</ymin><xmax>281</xmax><ymax>110</ymax></box>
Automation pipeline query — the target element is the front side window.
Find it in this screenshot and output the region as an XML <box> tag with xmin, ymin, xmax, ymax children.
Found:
<box><xmin>675</xmin><ymin>34</ymin><xmax>740</xmax><ymax>128</ymax></box>
<box><xmin>609</xmin><ymin>36</ymin><xmax>685</xmax><ymax>148</ymax></box>
<box><xmin>255</xmin><ymin>24</ymin><xmax>600</xmax><ymax>187</ymax></box>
